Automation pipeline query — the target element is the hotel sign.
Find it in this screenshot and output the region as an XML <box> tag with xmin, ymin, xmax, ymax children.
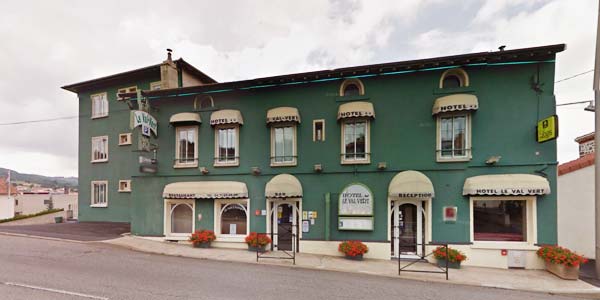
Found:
<box><xmin>132</xmin><ymin>110</ymin><xmax>158</xmax><ymax>137</ymax></box>
<box><xmin>339</xmin><ymin>183</ymin><xmax>373</xmax><ymax>216</ymax></box>
<box><xmin>474</xmin><ymin>188</ymin><xmax>547</xmax><ymax>195</ymax></box>
<box><xmin>438</xmin><ymin>103</ymin><xmax>478</xmax><ymax>113</ymax></box>
<box><xmin>163</xmin><ymin>192</ymin><xmax>248</xmax><ymax>199</ymax></box>
<box><xmin>536</xmin><ymin>115</ymin><xmax>558</xmax><ymax>143</ymax></box>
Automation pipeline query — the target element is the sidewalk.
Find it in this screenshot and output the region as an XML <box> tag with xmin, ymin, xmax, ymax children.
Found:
<box><xmin>105</xmin><ymin>235</ymin><xmax>600</xmax><ymax>297</ymax></box>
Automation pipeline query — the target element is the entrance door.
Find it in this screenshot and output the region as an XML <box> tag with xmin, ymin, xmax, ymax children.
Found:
<box><xmin>270</xmin><ymin>202</ymin><xmax>299</xmax><ymax>251</ymax></box>
<box><xmin>391</xmin><ymin>201</ymin><xmax>425</xmax><ymax>258</ymax></box>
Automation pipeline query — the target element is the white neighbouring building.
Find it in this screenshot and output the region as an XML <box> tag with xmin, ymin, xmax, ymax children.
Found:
<box><xmin>0</xmin><ymin>177</ymin><xmax>16</xmax><ymax>220</ymax></box>
<box><xmin>558</xmin><ymin>132</ymin><xmax>595</xmax><ymax>259</ymax></box>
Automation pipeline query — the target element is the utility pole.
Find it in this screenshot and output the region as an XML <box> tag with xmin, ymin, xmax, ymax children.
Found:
<box><xmin>594</xmin><ymin>0</ymin><xmax>600</xmax><ymax>278</ymax></box>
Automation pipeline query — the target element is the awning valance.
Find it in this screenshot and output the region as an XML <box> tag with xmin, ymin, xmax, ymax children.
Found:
<box><xmin>462</xmin><ymin>174</ymin><xmax>550</xmax><ymax>196</ymax></box>
<box><xmin>210</xmin><ymin>109</ymin><xmax>244</xmax><ymax>126</ymax></box>
<box><xmin>169</xmin><ymin>112</ymin><xmax>201</xmax><ymax>124</ymax></box>
<box><xmin>337</xmin><ymin>101</ymin><xmax>375</xmax><ymax>120</ymax></box>
<box><xmin>266</xmin><ymin>107</ymin><xmax>301</xmax><ymax>124</ymax></box>
<box><xmin>265</xmin><ymin>174</ymin><xmax>303</xmax><ymax>198</ymax></box>
<box><xmin>163</xmin><ymin>181</ymin><xmax>248</xmax><ymax>199</ymax></box>
<box><xmin>432</xmin><ymin>94</ymin><xmax>479</xmax><ymax>115</ymax></box>
<box><xmin>388</xmin><ymin>171</ymin><xmax>435</xmax><ymax>199</ymax></box>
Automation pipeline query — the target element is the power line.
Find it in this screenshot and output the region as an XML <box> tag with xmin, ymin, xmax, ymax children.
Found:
<box><xmin>0</xmin><ymin>108</ymin><xmax>132</xmax><ymax>126</ymax></box>
<box><xmin>555</xmin><ymin>69</ymin><xmax>594</xmax><ymax>83</ymax></box>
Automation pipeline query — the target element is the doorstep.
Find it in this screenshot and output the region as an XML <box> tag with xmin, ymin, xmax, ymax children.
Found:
<box><xmin>104</xmin><ymin>235</ymin><xmax>600</xmax><ymax>296</ymax></box>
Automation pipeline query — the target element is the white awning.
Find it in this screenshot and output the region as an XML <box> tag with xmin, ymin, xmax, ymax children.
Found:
<box><xmin>163</xmin><ymin>181</ymin><xmax>248</xmax><ymax>199</ymax></box>
<box><xmin>210</xmin><ymin>109</ymin><xmax>244</xmax><ymax>126</ymax></box>
<box><xmin>432</xmin><ymin>94</ymin><xmax>479</xmax><ymax>115</ymax></box>
<box><xmin>337</xmin><ymin>101</ymin><xmax>375</xmax><ymax>120</ymax></box>
<box><xmin>388</xmin><ymin>170</ymin><xmax>435</xmax><ymax>199</ymax></box>
<box><xmin>266</xmin><ymin>107</ymin><xmax>301</xmax><ymax>124</ymax></box>
<box><xmin>462</xmin><ymin>174</ymin><xmax>550</xmax><ymax>196</ymax></box>
<box><xmin>169</xmin><ymin>112</ymin><xmax>201</xmax><ymax>124</ymax></box>
<box><xmin>265</xmin><ymin>174</ymin><xmax>303</xmax><ymax>198</ymax></box>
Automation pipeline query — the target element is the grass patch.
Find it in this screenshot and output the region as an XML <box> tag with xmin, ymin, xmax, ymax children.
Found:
<box><xmin>0</xmin><ymin>208</ymin><xmax>64</xmax><ymax>224</ymax></box>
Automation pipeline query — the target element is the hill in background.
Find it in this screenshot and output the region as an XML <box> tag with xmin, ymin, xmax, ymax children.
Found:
<box><xmin>0</xmin><ymin>168</ymin><xmax>78</xmax><ymax>188</ymax></box>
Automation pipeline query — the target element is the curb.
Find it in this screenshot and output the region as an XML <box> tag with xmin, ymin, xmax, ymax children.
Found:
<box><xmin>0</xmin><ymin>231</ymin><xmax>123</xmax><ymax>245</ymax></box>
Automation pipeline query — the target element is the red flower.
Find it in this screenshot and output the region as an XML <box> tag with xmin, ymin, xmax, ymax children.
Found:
<box><xmin>245</xmin><ymin>232</ymin><xmax>272</xmax><ymax>247</ymax></box>
<box><xmin>433</xmin><ymin>246</ymin><xmax>467</xmax><ymax>263</ymax></box>
<box><xmin>536</xmin><ymin>245</ymin><xmax>587</xmax><ymax>267</ymax></box>
<box><xmin>189</xmin><ymin>229</ymin><xmax>216</xmax><ymax>245</ymax></box>
<box><xmin>338</xmin><ymin>241</ymin><xmax>369</xmax><ymax>257</ymax></box>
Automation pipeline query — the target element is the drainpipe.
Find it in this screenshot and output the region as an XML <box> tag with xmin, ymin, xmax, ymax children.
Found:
<box><xmin>325</xmin><ymin>193</ymin><xmax>331</xmax><ymax>241</ymax></box>
<box><xmin>593</xmin><ymin>0</ymin><xmax>600</xmax><ymax>278</ymax></box>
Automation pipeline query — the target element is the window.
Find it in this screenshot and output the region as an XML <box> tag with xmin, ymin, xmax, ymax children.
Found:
<box><xmin>437</xmin><ymin>113</ymin><xmax>470</xmax><ymax>161</ymax></box>
<box><xmin>118</xmin><ymin>133</ymin><xmax>132</xmax><ymax>146</ymax></box>
<box><xmin>195</xmin><ymin>95</ymin><xmax>214</xmax><ymax>110</ymax></box>
<box><xmin>117</xmin><ymin>86</ymin><xmax>137</xmax><ymax>100</ymax></box>
<box><xmin>91</xmin><ymin>181</ymin><xmax>108</xmax><ymax>207</ymax></box>
<box><xmin>170</xmin><ymin>203</ymin><xmax>193</xmax><ymax>234</ymax></box>
<box><xmin>271</xmin><ymin>125</ymin><xmax>296</xmax><ymax>166</ymax></box>
<box><xmin>91</xmin><ymin>136</ymin><xmax>108</xmax><ymax>163</ymax></box>
<box><xmin>91</xmin><ymin>92</ymin><xmax>108</xmax><ymax>118</ymax></box>
<box><xmin>313</xmin><ymin>119</ymin><xmax>325</xmax><ymax>142</ymax></box>
<box><xmin>215</xmin><ymin>125</ymin><xmax>239</xmax><ymax>166</ymax></box>
<box><xmin>341</xmin><ymin>119</ymin><xmax>369</xmax><ymax>163</ymax></box>
<box><xmin>217</xmin><ymin>202</ymin><xmax>248</xmax><ymax>236</ymax></box>
<box><xmin>118</xmin><ymin>180</ymin><xmax>131</xmax><ymax>192</ymax></box>
<box><xmin>339</xmin><ymin>79</ymin><xmax>365</xmax><ymax>96</ymax></box>
<box><xmin>175</xmin><ymin>126</ymin><xmax>197</xmax><ymax>167</ymax></box>
<box><xmin>439</xmin><ymin>68</ymin><xmax>469</xmax><ymax>89</ymax></box>
<box><xmin>473</xmin><ymin>200</ymin><xmax>527</xmax><ymax>242</ymax></box>
<box><xmin>150</xmin><ymin>81</ymin><xmax>162</xmax><ymax>91</ymax></box>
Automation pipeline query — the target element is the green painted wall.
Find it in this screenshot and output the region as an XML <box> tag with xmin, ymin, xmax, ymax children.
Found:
<box><xmin>122</xmin><ymin>59</ymin><xmax>559</xmax><ymax>245</ymax></box>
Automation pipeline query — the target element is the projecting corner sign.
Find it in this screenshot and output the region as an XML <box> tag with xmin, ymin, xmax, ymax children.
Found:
<box><xmin>536</xmin><ymin>115</ymin><xmax>558</xmax><ymax>143</ymax></box>
<box><xmin>131</xmin><ymin>110</ymin><xmax>158</xmax><ymax>137</ymax></box>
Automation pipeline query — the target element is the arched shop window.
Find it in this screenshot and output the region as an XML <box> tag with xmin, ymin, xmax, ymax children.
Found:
<box><xmin>339</xmin><ymin>79</ymin><xmax>365</xmax><ymax>97</ymax></box>
<box><xmin>219</xmin><ymin>203</ymin><xmax>248</xmax><ymax>235</ymax></box>
<box><xmin>170</xmin><ymin>203</ymin><xmax>193</xmax><ymax>234</ymax></box>
<box><xmin>439</xmin><ymin>68</ymin><xmax>469</xmax><ymax>89</ymax></box>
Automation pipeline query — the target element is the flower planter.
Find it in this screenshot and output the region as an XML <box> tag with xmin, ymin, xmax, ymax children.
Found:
<box><xmin>437</xmin><ymin>259</ymin><xmax>461</xmax><ymax>269</ymax></box>
<box><xmin>545</xmin><ymin>261</ymin><xmax>580</xmax><ymax>280</ymax></box>
<box><xmin>248</xmin><ymin>245</ymin><xmax>267</xmax><ymax>253</ymax></box>
<box><xmin>54</xmin><ymin>216</ymin><xmax>63</xmax><ymax>223</ymax></box>
<box><xmin>345</xmin><ymin>254</ymin><xmax>363</xmax><ymax>261</ymax></box>
<box><xmin>193</xmin><ymin>242</ymin><xmax>211</xmax><ymax>248</ymax></box>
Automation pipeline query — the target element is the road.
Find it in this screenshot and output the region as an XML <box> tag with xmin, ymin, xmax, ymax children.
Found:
<box><xmin>0</xmin><ymin>234</ymin><xmax>582</xmax><ymax>300</ymax></box>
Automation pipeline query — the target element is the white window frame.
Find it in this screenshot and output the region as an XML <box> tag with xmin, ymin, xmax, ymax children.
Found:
<box><xmin>174</xmin><ymin>125</ymin><xmax>198</xmax><ymax>168</ymax></box>
<box><xmin>118</xmin><ymin>180</ymin><xmax>131</xmax><ymax>192</ymax></box>
<box><xmin>313</xmin><ymin>119</ymin><xmax>325</xmax><ymax>142</ymax></box>
<box><xmin>214</xmin><ymin>124</ymin><xmax>240</xmax><ymax>167</ymax></box>
<box><xmin>270</xmin><ymin>123</ymin><xmax>297</xmax><ymax>167</ymax></box>
<box><xmin>214</xmin><ymin>199</ymin><xmax>249</xmax><ymax>242</ymax></box>
<box><xmin>339</xmin><ymin>78</ymin><xmax>365</xmax><ymax>96</ymax></box>
<box><xmin>118</xmin><ymin>133</ymin><xmax>132</xmax><ymax>146</ymax></box>
<box><xmin>91</xmin><ymin>136</ymin><xmax>109</xmax><ymax>163</ymax></box>
<box><xmin>469</xmin><ymin>196</ymin><xmax>537</xmax><ymax>250</ymax></box>
<box><xmin>91</xmin><ymin>92</ymin><xmax>108</xmax><ymax>119</ymax></box>
<box><xmin>439</xmin><ymin>68</ymin><xmax>469</xmax><ymax>89</ymax></box>
<box><xmin>163</xmin><ymin>199</ymin><xmax>195</xmax><ymax>240</ymax></box>
<box><xmin>90</xmin><ymin>181</ymin><xmax>108</xmax><ymax>207</ymax></box>
<box><xmin>340</xmin><ymin>118</ymin><xmax>370</xmax><ymax>164</ymax></box>
<box><xmin>150</xmin><ymin>81</ymin><xmax>162</xmax><ymax>91</ymax></box>
<box><xmin>436</xmin><ymin>112</ymin><xmax>472</xmax><ymax>162</ymax></box>
<box><xmin>116</xmin><ymin>86</ymin><xmax>138</xmax><ymax>101</ymax></box>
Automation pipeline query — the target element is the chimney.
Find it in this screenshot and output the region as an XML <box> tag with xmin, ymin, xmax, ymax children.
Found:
<box><xmin>160</xmin><ymin>48</ymin><xmax>178</xmax><ymax>89</ymax></box>
<box><xmin>166</xmin><ymin>48</ymin><xmax>173</xmax><ymax>62</ymax></box>
<box><xmin>575</xmin><ymin>132</ymin><xmax>595</xmax><ymax>157</ymax></box>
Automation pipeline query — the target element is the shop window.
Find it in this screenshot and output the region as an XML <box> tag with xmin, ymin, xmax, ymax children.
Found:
<box><xmin>175</xmin><ymin>126</ymin><xmax>198</xmax><ymax>168</ymax></box>
<box><xmin>117</xmin><ymin>86</ymin><xmax>137</xmax><ymax>101</ymax></box>
<box><xmin>214</xmin><ymin>125</ymin><xmax>239</xmax><ymax>166</ymax></box>
<box><xmin>439</xmin><ymin>68</ymin><xmax>469</xmax><ymax>89</ymax></box>
<box><xmin>341</xmin><ymin>119</ymin><xmax>370</xmax><ymax>164</ymax></box>
<box><xmin>271</xmin><ymin>124</ymin><xmax>296</xmax><ymax>166</ymax></box>
<box><xmin>313</xmin><ymin>119</ymin><xmax>325</xmax><ymax>142</ymax></box>
<box><xmin>91</xmin><ymin>92</ymin><xmax>108</xmax><ymax>118</ymax></box>
<box><xmin>91</xmin><ymin>136</ymin><xmax>108</xmax><ymax>163</ymax></box>
<box><xmin>150</xmin><ymin>81</ymin><xmax>162</xmax><ymax>91</ymax></box>
<box><xmin>170</xmin><ymin>203</ymin><xmax>193</xmax><ymax>234</ymax></box>
<box><xmin>473</xmin><ymin>199</ymin><xmax>527</xmax><ymax>242</ymax></box>
<box><xmin>437</xmin><ymin>113</ymin><xmax>471</xmax><ymax>161</ymax></box>
<box><xmin>118</xmin><ymin>133</ymin><xmax>132</xmax><ymax>146</ymax></box>
<box><xmin>91</xmin><ymin>181</ymin><xmax>108</xmax><ymax>207</ymax></box>
<box><xmin>217</xmin><ymin>202</ymin><xmax>248</xmax><ymax>236</ymax></box>
<box><xmin>118</xmin><ymin>180</ymin><xmax>131</xmax><ymax>192</ymax></box>
<box><xmin>339</xmin><ymin>79</ymin><xmax>365</xmax><ymax>97</ymax></box>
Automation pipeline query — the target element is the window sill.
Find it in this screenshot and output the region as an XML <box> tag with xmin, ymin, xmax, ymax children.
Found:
<box><xmin>436</xmin><ymin>157</ymin><xmax>471</xmax><ymax>163</ymax></box>
<box><xmin>90</xmin><ymin>204</ymin><xmax>108</xmax><ymax>208</ymax></box>
<box><xmin>173</xmin><ymin>163</ymin><xmax>198</xmax><ymax>169</ymax></box>
<box><xmin>270</xmin><ymin>162</ymin><xmax>297</xmax><ymax>167</ymax></box>
<box><xmin>91</xmin><ymin>160</ymin><xmax>108</xmax><ymax>164</ymax></box>
<box><xmin>470</xmin><ymin>241</ymin><xmax>538</xmax><ymax>251</ymax></box>
<box><xmin>215</xmin><ymin>235</ymin><xmax>246</xmax><ymax>243</ymax></box>
<box><xmin>118</xmin><ymin>190</ymin><xmax>131</xmax><ymax>193</ymax></box>
<box><xmin>214</xmin><ymin>162</ymin><xmax>240</xmax><ymax>168</ymax></box>
<box><xmin>118</xmin><ymin>143</ymin><xmax>132</xmax><ymax>146</ymax></box>
<box><xmin>91</xmin><ymin>115</ymin><xmax>109</xmax><ymax>120</ymax></box>
<box><xmin>340</xmin><ymin>159</ymin><xmax>370</xmax><ymax>165</ymax></box>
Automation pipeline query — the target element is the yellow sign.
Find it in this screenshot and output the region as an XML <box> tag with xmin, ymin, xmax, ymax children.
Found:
<box><xmin>537</xmin><ymin>115</ymin><xmax>558</xmax><ymax>143</ymax></box>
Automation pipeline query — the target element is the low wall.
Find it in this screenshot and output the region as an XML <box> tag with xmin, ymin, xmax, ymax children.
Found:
<box><xmin>0</xmin><ymin>211</ymin><xmax>66</xmax><ymax>226</ymax></box>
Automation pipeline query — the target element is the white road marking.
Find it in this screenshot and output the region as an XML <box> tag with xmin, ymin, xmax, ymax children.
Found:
<box><xmin>1</xmin><ymin>281</ymin><xmax>109</xmax><ymax>299</ymax></box>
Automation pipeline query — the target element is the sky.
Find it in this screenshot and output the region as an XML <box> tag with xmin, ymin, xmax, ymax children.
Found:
<box><xmin>0</xmin><ymin>0</ymin><xmax>596</xmax><ymax>177</ymax></box>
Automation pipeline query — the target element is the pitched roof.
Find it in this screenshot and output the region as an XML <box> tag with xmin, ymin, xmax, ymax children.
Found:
<box><xmin>575</xmin><ymin>132</ymin><xmax>595</xmax><ymax>144</ymax></box>
<box><xmin>558</xmin><ymin>153</ymin><xmax>595</xmax><ymax>176</ymax></box>
<box><xmin>0</xmin><ymin>177</ymin><xmax>18</xmax><ymax>196</ymax></box>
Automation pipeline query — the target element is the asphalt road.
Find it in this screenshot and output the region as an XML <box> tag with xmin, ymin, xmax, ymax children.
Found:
<box><xmin>0</xmin><ymin>235</ymin><xmax>582</xmax><ymax>300</ymax></box>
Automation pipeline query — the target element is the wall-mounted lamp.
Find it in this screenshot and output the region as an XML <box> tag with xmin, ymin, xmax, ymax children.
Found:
<box><xmin>314</xmin><ymin>164</ymin><xmax>323</xmax><ymax>173</ymax></box>
<box><xmin>251</xmin><ymin>167</ymin><xmax>261</xmax><ymax>175</ymax></box>
<box><xmin>377</xmin><ymin>162</ymin><xmax>387</xmax><ymax>170</ymax></box>
<box><xmin>199</xmin><ymin>167</ymin><xmax>209</xmax><ymax>175</ymax></box>
<box><xmin>485</xmin><ymin>156</ymin><xmax>502</xmax><ymax>165</ymax></box>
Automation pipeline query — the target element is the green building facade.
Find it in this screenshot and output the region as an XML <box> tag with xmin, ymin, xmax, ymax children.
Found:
<box><xmin>64</xmin><ymin>44</ymin><xmax>565</xmax><ymax>269</ymax></box>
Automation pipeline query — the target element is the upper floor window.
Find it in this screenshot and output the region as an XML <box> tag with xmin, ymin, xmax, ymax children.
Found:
<box><xmin>313</xmin><ymin>119</ymin><xmax>325</xmax><ymax>142</ymax></box>
<box><xmin>339</xmin><ymin>79</ymin><xmax>365</xmax><ymax>97</ymax></box>
<box><xmin>117</xmin><ymin>86</ymin><xmax>137</xmax><ymax>100</ymax></box>
<box><xmin>338</xmin><ymin>101</ymin><xmax>374</xmax><ymax>164</ymax></box>
<box><xmin>150</xmin><ymin>81</ymin><xmax>162</xmax><ymax>91</ymax></box>
<box><xmin>438</xmin><ymin>114</ymin><xmax>470</xmax><ymax>160</ymax></box>
<box><xmin>271</xmin><ymin>125</ymin><xmax>296</xmax><ymax>166</ymax></box>
<box><xmin>91</xmin><ymin>136</ymin><xmax>108</xmax><ymax>163</ymax></box>
<box><xmin>175</xmin><ymin>126</ymin><xmax>198</xmax><ymax>168</ymax></box>
<box><xmin>195</xmin><ymin>95</ymin><xmax>215</xmax><ymax>110</ymax></box>
<box><xmin>215</xmin><ymin>125</ymin><xmax>239</xmax><ymax>166</ymax></box>
<box><xmin>91</xmin><ymin>92</ymin><xmax>108</xmax><ymax>118</ymax></box>
<box><xmin>439</xmin><ymin>68</ymin><xmax>469</xmax><ymax>89</ymax></box>
<box><xmin>91</xmin><ymin>181</ymin><xmax>108</xmax><ymax>207</ymax></box>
